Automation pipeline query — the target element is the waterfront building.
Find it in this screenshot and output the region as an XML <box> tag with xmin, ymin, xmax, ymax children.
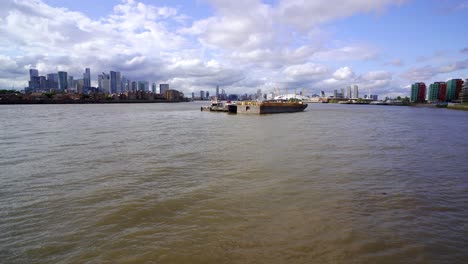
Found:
<box><xmin>191</xmin><ymin>92</ymin><xmax>195</xmax><ymax>100</ymax></box>
<box><xmin>216</xmin><ymin>85</ymin><xmax>219</xmax><ymax>98</ymax></box>
<box><xmin>29</xmin><ymin>69</ymin><xmax>39</xmax><ymax>80</ymax></box>
<box><xmin>58</xmin><ymin>71</ymin><xmax>68</xmax><ymax>91</ymax></box>
<box><xmin>46</xmin><ymin>73</ymin><xmax>58</xmax><ymax>90</ymax></box>
<box><xmin>200</xmin><ymin>90</ymin><xmax>205</xmax><ymax>100</ymax></box>
<box><xmin>99</xmin><ymin>73</ymin><xmax>111</xmax><ymax>94</ymax></box>
<box><xmin>110</xmin><ymin>71</ymin><xmax>121</xmax><ymax>94</ymax></box>
<box><xmin>138</xmin><ymin>81</ymin><xmax>149</xmax><ymax>92</ymax></box>
<box><xmin>77</xmin><ymin>79</ymin><xmax>84</xmax><ymax>94</ymax></box>
<box><xmin>446</xmin><ymin>79</ymin><xmax>463</xmax><ymax>102</ymax></box>
<box><xmin>121</xmin><ymin>77</ymin><xmax>129</xmax><ymax>93</ymax></box>
<box><xmin>39</xmin><ymin>76</ymin><xmax>47</xmax><ymax>90</ymax></box>
<box><xmin>333</xmin><ymin>89</ymin><xmax>344</xmax><ymax>99</ymax></box>
<box><xmin>131</xmin><ymin>81</ymin><xmax>137</xmax><ymax>92</ymax></box>
<box><xmin>165</xmin><ymin>89</ymin><xmax>184</xmax><ymax>101</ymax></box>
<box><xmin>27</xmin><ymin>69</ymin><xmax>40</xmax><ymax>92</ymax></box>
<box><xmin>346</xmin><ymin>86</ymin><xmax>352</xmax><ymax>99</ymax></box>
<box><xmin>160</xmin><ymin>84</ymin><xmax>169</xmax><ymax>94</ymax></box>
<box><xmin>206</xmin><ymin>91</ymin><xmax>210</xmax><ymax>99</ymax></box>
<box><xmin>83</xmin><ymin>68</ymin><xmax>91</xmax><ymax>88</ymax></box>
<box><xmin>151</xmin><ymin>83</ymin><xmax>157</xmax><ymax>93</ymax></box>
<box><xmin>429</xmin><ymin>82</ymin><xmax>447</xmax><ymax>103</ymax></box>
<box><xmin>68</xmin><ymin>76</ymin><xmax>75</xmax><ymax>92</ymax></box>
<box><xmin>461</xmin><ymin>79</ymin><xmax>468</xmax><ymax>103</ymax></box>
<box><xmin>353</xmin><ymin>85</ymin><xmax>359</xmax><ymax>99</ymax></box>
<box><xmin>411</xmin><ymin>82</ymin><xmax>426</xmax><ymax>103</ymax></box>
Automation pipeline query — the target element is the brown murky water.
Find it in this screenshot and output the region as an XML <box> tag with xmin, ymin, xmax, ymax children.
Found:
<box><xmin>1</xmin><ymin>103</ymin><xmax>467</xmax><ymax>263</ymax></box>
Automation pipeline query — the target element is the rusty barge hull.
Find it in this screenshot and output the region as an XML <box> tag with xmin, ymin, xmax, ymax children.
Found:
<box><xmin>236</xmin><ymin>101</ymin><xmax>308</xmax><ymax>114</ymax></box>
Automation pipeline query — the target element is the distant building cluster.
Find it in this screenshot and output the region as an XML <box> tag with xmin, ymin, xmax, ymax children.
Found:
<box><xmin>25</xmin><ymin>67</ymin><xmax>172</xmax><ymax>96</ymax></box>
<box><xmin>411</xmin><ymin>79</ymin><xmax>467</xmax><ymax>103</ymax></box>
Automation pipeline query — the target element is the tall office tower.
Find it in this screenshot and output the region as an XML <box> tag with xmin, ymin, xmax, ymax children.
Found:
<box><xmin>333</xmin><ymin>89</ymin><xmax>338</xmax><ymax>98</ymax></box>
<box><xmin>151</xmin><ymin>83</ymin><xmax>157</xmax><ymax>93</ymax></box>
<box><xmin>28</xmin><ymin>69</ymin><xmax>40</xmax><ymax>91</ymax></box>
<box><xmin>192</xmin><ymin>92</ymin><xmax>195</xmax><ymax>100</ymax></box>
<box><xmin>29</xmin><ymin>69</ymin><xmax>39</xmax><ymax>79</ymax></box>
<box><xmin>446</xmin><ymin>79</ymin><xmax>463</xmax><ymax>102</ymax></box>
<box><xmin>411</xmin><ymin>82</ymin><xmax>426</xmax><ymax>103</ymax></box>
<box><xmin>77</xmin><ymin>79</ymin><xmax>84</xmax><ymax>94</ymax></box>
<box><xmin>47</xmin><ymin>73</ymin><xmax>58</xmax><ymax>89</ymax></box>
<box><xmin>110</xmin><ymin>71</ymin><xmax>121</xmax><ymax>94</ymax></box>
<box><xmin>99</xmin><ymin>73</ymin><xmax>111</xmax><ymax>94</ymax></box>
<box><xmin>200</xmin><ymin>90</ymin><xmax>205</xmax><ymax>99</ymax></box>
<box><xmin>353</xmin><ymin>85</ymin><xmax>359</xmax><ymax>99</ymax></box>
<box><xmin>121</xmin><ymin>77</ymin><xmax>128</xmax><ymax>93</ymax></box>
<box><xmin>206</xmin><ymin>91</ymin><xmax>209</xmax><ymax>98</ymax></box>
<box><xmin>346</xmin><ymin>86</ymin><xmax>352</xmax><ymax>98</ymax></box>
<box><xmin>67</xmin><ymin>76</ymin><xmax>75</xmax><ymax>92</ymax></box>
<box><xmin>137</xmin><ymin>81</ymin><xmax>145</xmax><ymax>91</ymax></box>
<box><xmin>216</xmin><ymin>85</ymin><xmax>219</xmax><ymax>98</ymax></box>
<box><xmin>160</xmin><ymin>84</ymin><xmax>169</xmax><ymax>94</ymax></box>
<box><xmin>429</xmin><ymin>82</ymin><xmax>447</xmax><ymax>102</ymax></box>
<box><xmin>321</xmin><ymin>91</ymin><xmax>325</xmax><ymax>97</ymax></box>
<box><xmin>58</xmin><ymin>71</ymin><xmax>68</xmax><ymax>91</ymax></box>
<box><xmin>83</xmin><ymin>68</ymin><xmax>91</xmax><ymax>88</ymax></box>
<box><xmin>39</xmin><ymin>76</ymin><xmax>47</xmax><ymax>90</ymax></box>
<box><xmin>340</xmin><ymin>88</ymin><xmax>345</xmax><ymax>98</ymax></box>
<box><xmin>460</xmin><ymin>79</ymin><xmax>468</xmax><ymax>103</ymax></box>
<box><xmin>256</xmin><ymin>89</ymin><xmax>262</xmax><ymax>100</ymax></box>
<box><xmin>131</xmin><ymin>81</ymin><xmax>137</xmax><ymax>92</ymax></box>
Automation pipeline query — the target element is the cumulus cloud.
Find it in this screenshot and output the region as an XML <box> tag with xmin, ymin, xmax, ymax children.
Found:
<box><xmin>401</xmin><ymin>59</ymin><xmax>468</xmax><ymax>81</ymax></box>
<box><xmin>333</xmin><ymin>66</ymin><xmax>354</xmax><ymax>80</ymax></box>
<box><xmin>277</xmin><ymin>0</ymin><xmax>406</xmax><ymax>31</ymax></box>
<box><xmin>384</xmin><ymin>58</ymin><xmax>403</xmax><ymax>66</ymax></box>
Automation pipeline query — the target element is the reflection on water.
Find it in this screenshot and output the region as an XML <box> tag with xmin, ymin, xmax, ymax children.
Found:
<box><xmin>1</xmin><ymin>103</ymin><xmax>467</xmax><ymax>263</ymax></box>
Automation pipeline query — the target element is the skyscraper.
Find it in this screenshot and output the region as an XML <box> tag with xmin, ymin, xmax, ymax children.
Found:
<box><xmin>121</xmin><ymin>77</ymin><xmax>129</xmax><ymax>93</ymax></box>
<box><xmin>160</xmin><ymin>84</ymin><xmax>169</xmax><ymax>94</ymax></box>
<box><xmin>28</xmin><ymin>69</ymin><xmax>40</xmax><ymax>91</ymax></box>
<box><xmin>200</xmin><ymin>90</ymin><xmax>205</xmax><ymax>100</ymax></box>
<box><xmin>58</xmin><ymin>71</ymin><xmax>68</xmax><ymax>91</ymax></box>
<box><xmin>83</xmin><ymin>68</ymin><xmax>91</xmax><ymax>88</ymax></box>
<box><xmin>99</xmin><ymin>73</ymin><xmax>111</xmax><ymax>94</ymax></box>
<box><xmin>353</xmin><ymin>85</ymin><xmax>359</xmax><ymax>99</ymax></box>
<box><xmin>110</xmin><ymin>71</ymin><xmax>122</xmax><ymax>94</ymax></box>
<box><xmin>346</xmin><ymin>86</ymin><xmax>352</xmax><ymax>98</ymax></box>
<box><xmin>216</xmin><ymin>85</ymin><xmax>219</xmax><ymax>98</ymax></box>
<box><xmin>29</xmin><ymin>69</ymin><xmax>39</xmax><ymax>80</ymax></box>
<box><xmin>68</xmin><ymin>76</ymin><xmax>75</xmax><ymax>92</ymax></box>
<box><xmin>47</xmin><ymin>73</ymin><xmax>58</xmax><ymax>90</ymax></box>
<box><xmin>151</xmin><ymin>83</ymin><xmax>157</xmax><ymax>93</ymax></box>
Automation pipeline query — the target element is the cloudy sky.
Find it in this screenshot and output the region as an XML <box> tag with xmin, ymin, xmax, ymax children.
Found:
<box><xmin>1</xmin><ymin>0</ymin><xmax>467</xmax><ymax>97</ymax></box>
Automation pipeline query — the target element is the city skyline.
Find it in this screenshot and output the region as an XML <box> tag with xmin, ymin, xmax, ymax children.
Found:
<box><xmin>1</xmin><ymin>0</ymin><xmax>467</xmax><ymax>98</ymax></box>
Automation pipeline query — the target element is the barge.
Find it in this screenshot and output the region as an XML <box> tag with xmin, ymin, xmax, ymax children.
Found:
<box><xmin>234</xmin><ymin>100</ymin><xmax>307</xmax><ymax>114</ymax></box>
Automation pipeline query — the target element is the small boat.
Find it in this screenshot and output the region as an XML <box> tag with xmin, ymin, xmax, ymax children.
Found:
<box><xmin>201</xmin><ymin>99</ymin><xmax>233</xmax><ymax>112</ymax></box>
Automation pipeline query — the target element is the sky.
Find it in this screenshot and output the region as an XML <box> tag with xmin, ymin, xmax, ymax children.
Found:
<box><xmin>0</xmin><ymin>0</ymin><xmax>467</xmax><ymax>98</ymax></box>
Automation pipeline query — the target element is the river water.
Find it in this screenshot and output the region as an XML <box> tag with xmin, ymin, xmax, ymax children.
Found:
<box><xmin>1</xmin><ymin>102</ymin><xmax>467</xmax><ymax>263</ymax></box>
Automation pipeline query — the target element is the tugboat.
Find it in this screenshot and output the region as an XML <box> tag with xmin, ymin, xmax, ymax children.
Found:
<box><xmin>201</xmin><ymin>99</ymin><xmax>235</xmax><ymax>112</ymax></box>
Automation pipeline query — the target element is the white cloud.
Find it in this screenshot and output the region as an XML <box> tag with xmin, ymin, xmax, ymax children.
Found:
<box><xmin>333</xmin><ymin>66</ymin><xmax>354</xmax><ymax>80</ymax></box>
<box><xmin>277</xmin><ymin>0</ymin><xmax>406</xmax><ymax>31</ymax></box>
